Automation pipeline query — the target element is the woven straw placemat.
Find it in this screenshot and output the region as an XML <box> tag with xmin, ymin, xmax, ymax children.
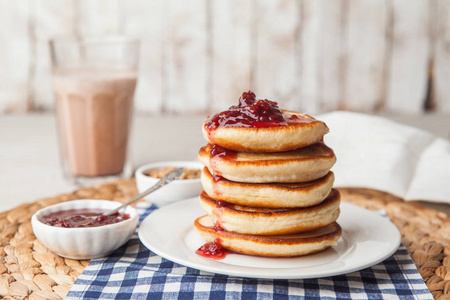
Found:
<box><xmin>0</xmin><ymin>180</ymin><xmax>448</xmax><ymax>300</ymax></box>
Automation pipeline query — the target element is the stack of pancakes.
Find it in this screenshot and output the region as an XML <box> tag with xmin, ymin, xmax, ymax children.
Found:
<box><xmin>194</xmin><ymin>104</ymin><xmax>342</xmax><ymax>257</ymax></box>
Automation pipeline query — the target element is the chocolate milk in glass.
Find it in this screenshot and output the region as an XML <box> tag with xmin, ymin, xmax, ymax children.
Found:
<box><xmin>50</xmin><ymin>37</ymin><xmax>139</xmax><ymax>184</ymax></box>
<box><xmin>54</xmin><ymin>68</ymin><xmax>137</xmax><ymax>177</ymax></box>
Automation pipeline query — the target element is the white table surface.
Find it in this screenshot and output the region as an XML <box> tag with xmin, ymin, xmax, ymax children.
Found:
<box><xmin>1</xmin><ymin>113</ymin><xmax>449</xmax><ymax>214</ymax></box>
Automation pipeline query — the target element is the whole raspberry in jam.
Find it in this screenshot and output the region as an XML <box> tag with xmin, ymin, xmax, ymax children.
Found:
<box><xmin>238</xmin><ymin>91</ymin><xmax>256</xmax><ymax>106</ymax></box>
<box><xmin>205</xmin><ymin>91</ymin><xmax>287</xmax><ymax>129</ymax></box>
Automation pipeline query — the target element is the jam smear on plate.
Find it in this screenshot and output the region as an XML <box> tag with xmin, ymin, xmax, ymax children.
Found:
<box><xmin>196</xmin><ymin>238</ymin><xmax>228</xmax><ymax>260</ymax></box>
<box><xmin>205</xmin><ymin>91</ymin><xmax>311</xmax><ymax>130</ymax></box>
<box><xmin>40</xmin><ymin>209</ymin><xmax>130</xmax><ymax>228</ymax></box>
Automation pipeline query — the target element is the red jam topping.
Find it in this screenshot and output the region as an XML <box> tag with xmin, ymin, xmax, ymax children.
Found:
<box><xmin>40</xmin><ymin>209</ymin><xmax>130</xmax><ymax>228</ymax></box>
<box><xmin>210</xmin><ymin>145</ymin><xmax>237</xmax><ymax>160</ymax></box>
<box><xmin>208</xmin><ymin>145</ymin><xmax>237</xmax><ymax>177</ymax></box>
<box><xmin>217</xmin><ymin>200</ymin><xmax>235</xmax><ymax>209</ymax></box>
<box><xmin>212</xmin><ymin>174</ymin><xmax>222</xmax><ymax>182</ymax></box>
<box><xmin>213</xmin><ymin>221</ymin><xmax>225</xmax><ymax>231</ymax></box>
<box><xmin>196</xmin><ymin>238</ymin><xmax>228</xmax><ymax>260</ymax></box>
<box><xmin>205</xmin><ymin>91</ymin><xmax>307</xmax><ymax>129</ymax></box>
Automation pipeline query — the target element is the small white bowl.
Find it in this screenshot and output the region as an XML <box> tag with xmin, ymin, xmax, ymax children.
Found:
<box><xmin>31</xmin><ymin>200</ymin><xmax>139</xmax><ymax>260</ymax></box>
<box><xmin>135</xmin><ymin>161</ymin><xmax>203</xmax><ymax>207</ymax></box>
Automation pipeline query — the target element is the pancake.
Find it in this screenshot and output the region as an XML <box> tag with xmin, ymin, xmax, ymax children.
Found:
<box><xmin>199</xmin><ymin>189</ymin><xmax>340</xmax><ymax>235</ymax></box>
<box><xmin>198</xmin><ymin>142</ymin><xmax>336</xmax><ymax>183</ymax></box>
<box><xmin>203</xmin><ymin>111</ymin><xmax>329</xmax><ymax>153</ymax></box>
<box><xmin>201</xmin><ymin>168</ymin><xmax>334</xmax><ymax>208</ymax></box>
<box><xmin>194</xmin><ymin>216</ymin><xmax>342</xmax><ymax>257</ymax></box>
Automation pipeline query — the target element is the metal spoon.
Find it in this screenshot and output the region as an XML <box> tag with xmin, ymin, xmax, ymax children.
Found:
<box><xmin>104</xmin><ymin>167</ymin><xmax>184</xmax><ymax>216</ymax></box>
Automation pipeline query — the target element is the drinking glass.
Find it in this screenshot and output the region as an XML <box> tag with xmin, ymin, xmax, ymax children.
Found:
<box><xmin>50</xmin><ymin>36</ymin><xmax>139</xmax><ymax>185</ymax></box>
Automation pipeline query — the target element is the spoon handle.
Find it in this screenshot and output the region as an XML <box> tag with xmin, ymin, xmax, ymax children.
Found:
<box><xmin>104</xmin><ymin>167</ymin><xmax>184</xmax><ymax>216</ymax></box>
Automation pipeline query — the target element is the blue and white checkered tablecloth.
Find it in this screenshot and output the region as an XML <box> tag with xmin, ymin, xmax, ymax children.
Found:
<box><xmin>66</xmin><ymin>203</ymin><xmax>433</xmax><ymax>300</ymax></box>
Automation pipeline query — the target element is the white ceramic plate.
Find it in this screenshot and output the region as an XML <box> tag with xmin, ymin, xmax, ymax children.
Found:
<box><xmin>138</xmin><ymin>198</ymin><xmax>401</xmax><ymax>279</ymax></box>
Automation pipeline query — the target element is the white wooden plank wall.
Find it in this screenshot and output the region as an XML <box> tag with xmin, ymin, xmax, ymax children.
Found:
<box><xmin>0</xmin><ymin>0</ymin><xmax>449</xmax><ymax>115</ymax></box>
<box><xmin>317</xmin><ymin>0</ymin><xmax>343</xmax><ymax>113</ymax></box>
<box><xmin>165</xmin><ymin>0</ymin><xmax>208</xmax><ymax>113</ymax></box>
<box><xmin>343</xmin><ymin>0</ymin><xmax>387</xmax><ymax>112</ymax></box>
<box><xmin>255</xmin><ymin>0</ymin><xmax>299</xmax><ymax>111</ymax></box>
<box><xmin>386</xmin><ymin>0</ymin><xmax>429</xmax><ymax>113</ymax></box>
<box><xmin>297</xmin><ymin>0</ymin><xmax>321</xmax><ymax>114</ymax></box>
<box><xmin>32</xmin><ymin>0</ymin><xmax>77</xmax><ymax>111</ymax></box>
<box><xmin>434</xmin><ymin>0</ymin><xmax>450</xmax><ymax>112</ymax></box>
<box><xmin>0</xmin><ymin>0</ymin><xmax>30</xmax><ymax>113</ymax></box>
<box><xmin>78</xmin><ymin>0</ymin><xmax>123</xmax><ymax>37</ymax></box>
<box><xmin>123</xmin><ymin>0</ymin><xmax>164</xmax><ymax>113</ymax></box>
<box><xmin>211</xmin><ymin>0</ymin><xmax>253</xmax><ymax>112</ymax></box>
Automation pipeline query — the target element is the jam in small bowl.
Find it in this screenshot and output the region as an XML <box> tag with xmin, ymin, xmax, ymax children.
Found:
<box><xmin>31</xmin><ymin>199</ymin><xmax>139</xmax><ymax>259</ymax></box>
<box><xmin>135</xmin><ymin>161</ymin><xmax>203</xmax><ymax>207</ymax></box>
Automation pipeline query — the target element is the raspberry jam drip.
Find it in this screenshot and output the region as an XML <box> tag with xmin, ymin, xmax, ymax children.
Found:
<box><xmin>196</xmin><ymin>238</ymin><xmax>228</xmax><ymax>260</ymax></box>
<box><xmin>209</xmin><ymin>145</ymin><xmax>237</xmax><ymax>177</ymax></box>
<box><xmin>217</xmin><ymin>200</ymin><xmax>235</xmax><ymax>209</ymax></box>
<box><xmin>213</xmin><ymin>221</ymin><xmax>225</xmax><ymax>231</ymax></box>
<box><xmin>210</xmin><ymin>144</ymin><xmax>237</xmax><ymax>159</ymax></box>
<box><xmin>205</xmin><ymin>91</ymin><xmax>307</xmax><ymax>130</ymax></box>
<box><xmin>40</xmin><ymin>209</ymin><xmax>130</xmax><ymax>228</ymax></box>
<box><xmin>212</xmin><ymin>174</ymin><xmax>223</xmax><ymax>182</ymax></box>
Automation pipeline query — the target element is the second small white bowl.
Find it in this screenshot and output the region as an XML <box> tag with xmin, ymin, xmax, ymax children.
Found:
<box><xmin>31</xmin><ymin>199</ymin><xmax>139</xmax><ymax>260</ymax></box>
<box><xmin>135</xmin><ymin>161</ymin><xmax>203</xmax><ymax>207</ymax></box>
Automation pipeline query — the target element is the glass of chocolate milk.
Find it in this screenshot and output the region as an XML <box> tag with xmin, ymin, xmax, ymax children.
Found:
<box><xmin>50</xmin><ymin>37</ymin><xmax>139</xmax><ymax>185</ymax></box>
